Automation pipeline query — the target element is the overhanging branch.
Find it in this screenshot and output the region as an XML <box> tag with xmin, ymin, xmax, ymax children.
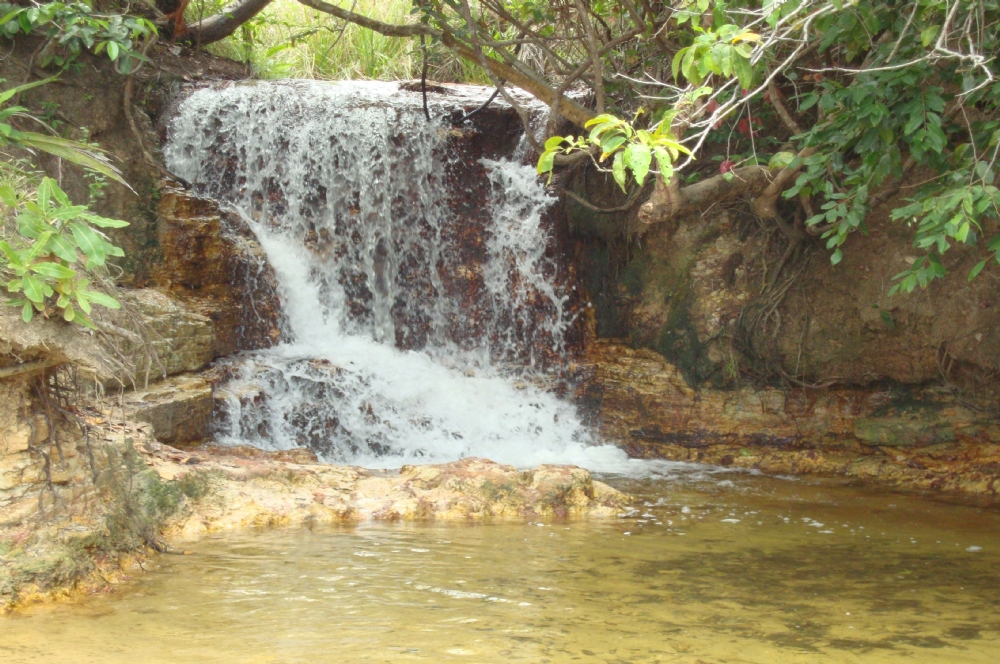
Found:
<box><xmin>178</xmin><ymin>0</ymin><xmax>275</xmax><ymax>45</ymax></box>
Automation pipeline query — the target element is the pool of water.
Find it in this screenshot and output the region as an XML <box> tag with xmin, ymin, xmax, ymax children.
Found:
<box><xmin>4</xmin><ymin>472</ymin><xmax>999</xmax><ymax>663</ymax></box>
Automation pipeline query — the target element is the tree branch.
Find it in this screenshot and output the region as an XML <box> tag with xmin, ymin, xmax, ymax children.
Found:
<box><xmin>178</xmin><ymin>0</ymin><xmax>275</xmax><ymax>45</ymax></box>
<box><xmin>296</xmin><ymin>0</ymin><xmax>596</xmax><ymax>126</ymax></box>
<box><xmin>637</xmin><ymin>165</ymin><xmax>773</xmax><ymax>230</ymax></box>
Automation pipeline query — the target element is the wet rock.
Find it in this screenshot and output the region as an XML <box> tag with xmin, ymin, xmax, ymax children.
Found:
<box><xmin>155</xmin><ymin>185</ymin><xmax>283</xmax><ymax>357</ymax></box>
<box><xmin>156</xmin><ymin>451</ymin><xmax>629</xmax><ymax>538</ymax></box>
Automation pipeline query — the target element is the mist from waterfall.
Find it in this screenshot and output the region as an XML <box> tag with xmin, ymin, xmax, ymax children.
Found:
<box><xmin>164</xmin><ymin>80</ymin><xmax>642</xmax><ymax>472</ymax></box>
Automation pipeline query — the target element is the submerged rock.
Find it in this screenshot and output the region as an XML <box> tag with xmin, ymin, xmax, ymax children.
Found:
<box><xmin>158</xmin><ymin>450</ymin><xmax>629</xmax><ymax>539</ymax></box>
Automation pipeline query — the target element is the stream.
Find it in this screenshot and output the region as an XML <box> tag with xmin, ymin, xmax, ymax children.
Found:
<box><xmin>4</xmin><ymin>472</ymin><xmax>1000</xmax><ymax>663</ymax></box>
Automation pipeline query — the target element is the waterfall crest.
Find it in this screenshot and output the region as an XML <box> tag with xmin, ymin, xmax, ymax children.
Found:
<box><xmin>164</xmin><ymin>80</ymin><xmax>634</xmax><ymax>471</ymax></box>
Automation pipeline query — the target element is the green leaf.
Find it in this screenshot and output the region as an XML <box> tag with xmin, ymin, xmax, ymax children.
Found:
<box><xmin>544</xmin><ymin>135</ymin><xmax>565</xmax><ymax>151</ymax></box>
<box><xmin>23</xmin><ymin>231</ymin><xmax>53</xmax><ymax>264</ymax></box>
<box><xmin>80</xmin><ymin>289</ymin><xmax>121</xmax><ymax>310</ymax></box>
<box><xmin>612</xmin><ymin>151</ymin><xmax>627</xmax><ymax>192</ymax></box>
<box><xmin>17</xmin><ymin>212</ymin><xmax>49</xmax><ymax>239</ymax></box>
<box><xmin>830</xmin><ymin>248</ymin><xmax>843</xmax><ymax>265</ymax></box>
<box><xmin>600</xmin><ymin>134</ymin><xmax>627</xmax><ymax>157</ymax></box>
<box><xmin>31</xmin><ymin>262</ymin><xmax>76</xmax><ymax>279</ymax></box>
<box><xmin>68</xmin><ymin>221</ymin><xmax>107</xmax><ymax>267</ymax></box>
<box><xmin>537</xmin><ymin>150</ymin><xmax>556</xmax><ymax>175</ymax></box>
<box><xmin>63</xmin><ymin>303</ymin><xmax>75</xmax><ymax>322</ymax></box>
<box><xmin>624</xmin><ymin>143</ymin><xmax>652</xmax><ymax>186</ymax></box>
<box><xmin>36</xmin><ymin>177</ymin><xmax>53</xmax><ymax>211</ymax></box>
<box><xmin>733</xmin><ymin>56</ymin><xmax>753</xmax><ymax>89</ymax></box>
<box><xmin>584</xmin><ymin>114</ymin><xmax>620</xmax><ymax>128</ymax></box>
<box><xmin>0</xmin><ymin>184</ymin><xmax>16</xmax><ymax>207</ymax></box>
<box><xmin>73</xmin><ymin>310</ymin><xmax>97</xmax><ymax>330</ymax></box>
<box><xmin>969</xmin><ymin>259</ymin><xmax>988</xmax><ymax>281</ymax></box>
<box><xmin>7</xmin><ymin>131</ymin><xmax>128</xmax><ymax>188</ymax></box>
<box><xmin>21</xmin><ymin>274</ymin><xmax>45</xmax><ymax>303</ymax></box>
<box><xmin>920</xmin><ymin>25</ymin><xmax>940</xmax><ymax>47</ymax></box>
<box><xmin>768</xmin><ymin>151</ymin><xmax>796</xmax><ymax>170</ymax></box>
<box><xmin>0</xmin><ymin>75</ymin><xmax>59</xmax><ymax>107</ymax></box>
<box><xmin>21</xmin><ymin>301</ymin><xmax>33</xmax><ymax>323</ymax></box>
<box><xmin>75</xmin><ymin>290</ymin><xmax>92</xmax><ymax>314</ymax></box>
<box><xmin>672</xmin><ymin>48</ymin><xmax>688</xmax><ymax>82</ymax></box>
<box><xmin>48</xmin><ymin>234</ymin><xmax>78</xmax><ymax>263</ymax></box>
<box><xmin>0</xmin><ymin>240</ymin><xmax>21</xmax><ymax>266</ymax></box>
<box><xmin>107</xmin><ymin>40</ymin><xmax>120</xmax><ymax>61</ymax></box>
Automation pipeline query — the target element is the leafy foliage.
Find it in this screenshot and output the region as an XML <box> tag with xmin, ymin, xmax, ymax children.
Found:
<box><xmin>0</xmin><ymin>175</ymin><xmax>127</xmax><ymax>327</ymax></box>
<box><xmin>540</xmin><ymin>111</ymin><xmax>691</xmax><ymax>192</ymax></box>
<box><xmin>0</xmin><ymin>77</ymin><xmax>126</xmax><ymax>184</ymax></box>
<box><xmin>0</xmin><ymin>1</ymin><xmax>155</xmax><ymax>74</ymax></box>
<box><xmin>522</xmin><ymin>0</ymin><xmax>1000</xmax><ymax>293</ymax></box>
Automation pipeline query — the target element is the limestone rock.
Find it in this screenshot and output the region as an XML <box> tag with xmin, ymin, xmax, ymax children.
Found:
<box><xmin>581</xmin><ymin>340</ymin><xmax>1000</xmax><ymax>495</ymax></box>
<box><xmin>125</xmin><ymin>289</ymin><xmax>215</xmax><ymax>377</ymax></box>
<box><xmin>123</xmin><ymin>374</ymin><xmax>214</xmax><ymax>445</ymax></box>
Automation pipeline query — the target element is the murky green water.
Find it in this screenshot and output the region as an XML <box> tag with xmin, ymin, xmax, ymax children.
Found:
<box><xmin>4</xmin><ymin>471</ymin><xmax>1000</xmax><ymax>663</ymax></box>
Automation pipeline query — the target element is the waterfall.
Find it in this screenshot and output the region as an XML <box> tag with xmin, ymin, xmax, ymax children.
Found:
<box><xmin>164</xmin><ymin>80</ymin><xmax>634</xmax><ymax>471</ymax></box>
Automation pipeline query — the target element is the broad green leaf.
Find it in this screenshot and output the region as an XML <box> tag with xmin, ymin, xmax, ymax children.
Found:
<box><xmin>17</xmin><ymin>211</ymin><xmax>49</xmax><ymax>239</ymax></box>
<box><xmin>733</xmin><ymin>56</ymin><xmax>753</xmax><ymax>89</ymax></box>
<box><xmin>600</xmin><ymin>134</ymin><xmax>627</xmax><ymax>158</ymax></box>
<box><xmin>22</xmin><ymin>273</ymin><xmax>45</xmax><ymax>303</ymax></box>
<box><xmin>63</xmin><ymin>303</ymin><xmax>75</xmax><ymax>322</ymax></box>
<box><xmin>969</xmin><ymin>259</ymin><xmax>988</xmax><ymax>281</ymax></box>
<box><xmin>768</xmin><ymin>151</ymin><xmax>796</xmax><ymax>170</ymax></box>
<box><xmin>0</xmin><ymin>184</ymin><xmax>16</xmax><ymax>206</ymax></box>
<box><xmin>80</xmin><ymin>289</ymin><xmax>121</xmax><ymax>310</ymax></box>
<box><xmin>23</xmin><ymin>231</ymin><xmax>54</xmax><ymax>264</ymax></box>
<box><xmin>21</xmin><ymin>301</ymin><xmax>32</xmax><ymax>323</ymax></box>
<box><xmin>107</xmin><ymin>40</ymin><xmax>120</xmax><ymax>61</ymax></box>
<box><xmin>652</xmin><ymin>146</ymin><xmax>673</xmax><ymax>182</ymax></box>
<box><xmin>31</xmin><ymin>262</ymin><xmax>76</xmax><ymax>279</ymax></box>
<box><xmin>0</xmin><ymin>240</ymin><xmax>20</xmax><ymax>265</ymax></box>
<box><xmin>672</xmin><ymin>48</ymin><xmax>688</xmax><ymax>82</ymax></box>
<box><xmin>51</xmin><ymin>205</ymin><xmax>91</xmax><ymax>221</ymax></box>
<box><xmin>920</xmin><ymin>25</ymin><xmax>940</xmax><ymax>47</ymax></box>
<box><xmin>544</xmin><ymin>135</ymin><xmax>566</xmax><ymax>151</ymax></box>
<box><xmin>624</xmin><ymin>143</ymin><xmax>652</xmax><ymax>185</ymax></box>
<box><xmin>68</xmin><ymin>221</ymin><xmax>107</xmax><ymax>267</ymax></box>
<box><xmin>537</xmin><ymin>150</ymin><xmax>556</xmax><ymax>175</ymax></box>
<box><xmin>36</xmin><ymin>177</ymin><xmax>53</xmax><ymax>211</ymax></box>
<box><xmin>48</xmin><ymin>234</ymin><xmax>78</xmax><ymax>263</ymax></box>
<box><xmin>612</xmin><ymin>151</ymin><xmax>627</xmax><ymax>192</ymax></box>
<box><xmin>74</xmin><ymin>310</ymin><xmax>97</xmax><ymax>330</ymax></box>
<box><xmin>830</xmin><ymin>248</ymin><xmax>843</xmax><ymax>265</ymax></box>
<box><xmin>75</xmin><ymin>290</ymin><xmax>92</xmax><ymax>314</ymax></box>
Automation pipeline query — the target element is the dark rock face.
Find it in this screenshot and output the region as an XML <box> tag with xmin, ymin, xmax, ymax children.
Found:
<box><xmin>570</xmin><ymin>185</ymin><xmax>1000</xmax><ymax>390</ymax></box>
<box><xmin>154</xmin><ymin>185</ymin><xmax>284</xmax><ymax>356</ymax></box>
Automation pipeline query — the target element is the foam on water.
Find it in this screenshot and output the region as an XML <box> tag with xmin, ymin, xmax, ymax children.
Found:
<box><xmin>164</xmin><ymin>80</ymin><xmax>691</xmax><ymax>476</ymax></box>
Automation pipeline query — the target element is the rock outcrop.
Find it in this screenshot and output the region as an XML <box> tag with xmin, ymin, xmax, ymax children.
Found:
<box><xmin>154</xmin><ymin>450</ymin><xmax>628</xmax><ymax>540</ymax></box>
<box><xmin>582</xmin><ymin>341</ymin><xmax>1000</xmax><ymax>494</ymax></box>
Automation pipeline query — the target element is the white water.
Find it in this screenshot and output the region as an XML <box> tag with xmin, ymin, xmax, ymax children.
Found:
<box><xmin>163</xmin><ymin>80</ymin><xmax>679</xmax><ymax>474</ymax></box>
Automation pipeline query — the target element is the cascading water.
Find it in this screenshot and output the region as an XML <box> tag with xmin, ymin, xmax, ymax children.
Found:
<box><xmin>163</xmin><ymin>80</ymin><xmax>637</xmax><ymax>471</ymax></box>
